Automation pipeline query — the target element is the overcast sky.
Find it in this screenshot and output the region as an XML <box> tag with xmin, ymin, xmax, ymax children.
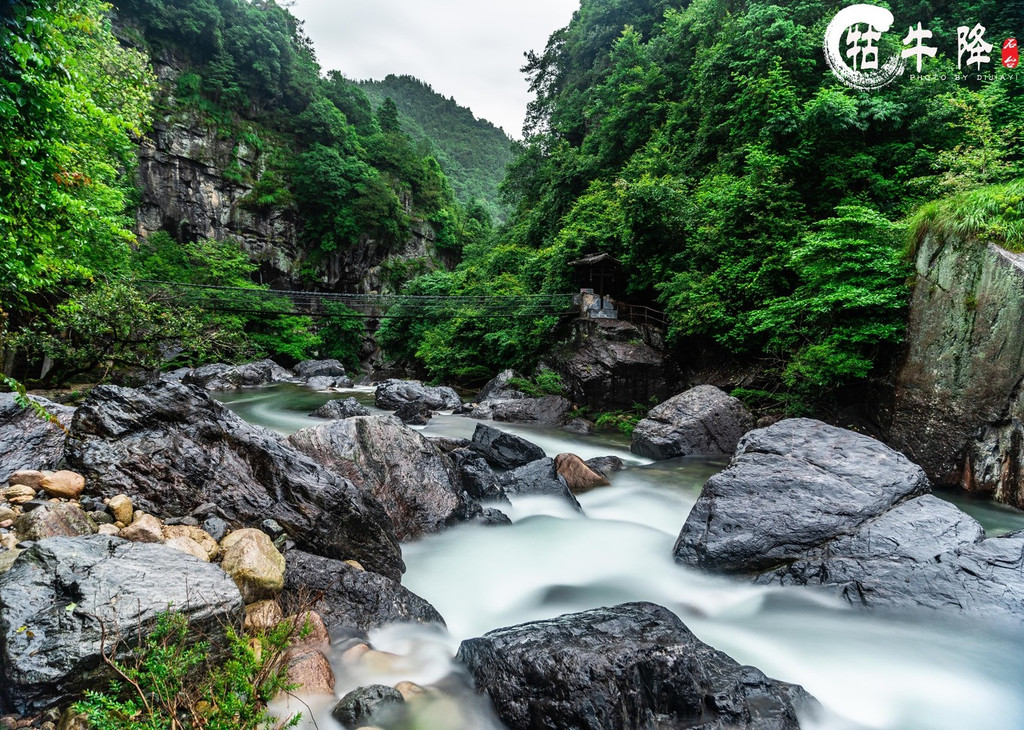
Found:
<box><xmin>288</xmin><ymin>0</ymin><xmax>580</xmax><ymax>138</ymax></box>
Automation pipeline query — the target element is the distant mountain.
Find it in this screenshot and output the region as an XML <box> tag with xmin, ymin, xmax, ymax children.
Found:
<box><xmin>359</xmin><ymin>74</ymin><xmax>512</xmax><ymax>220</ymax></box>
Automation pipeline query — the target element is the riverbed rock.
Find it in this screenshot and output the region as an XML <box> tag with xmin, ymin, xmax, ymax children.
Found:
<box><xmin>374</xmin><ymin>379</ymin><xmax>461</xmax><ymax>411</ymax></box>
<box><xmin>305</xmin><ymin>375</ymin><xmax>354</xmax><ymax>391</ymax></box>
<box><xmin>0</xmin><ymin>394</ymin><xmax>75</xmax><ymax>483</ymax></box>
<box><xmin>310</xmin><ymin>397</ymin><xmax>371</xmax><ymax>419</ymax></box>
<box><xmin>554</xmin><ymin>453</ymin><xmax>609</xmax><ymax>493</ymax></box>
<box><xmin>472</xmin><ymin>395</ymin><xmax>573</xmax><ymax>426</ymax></box>
<box><xmin>331</xmin><ymin>685</ymin><xmax>406</xmax><ymax>728</ymax></box>
<box><xmin>450</xmin><ymin>450</ymin><xmax>507</xmax><ymax>503</ymax></box>
<box><xmin>294</xmin><ymin>359</ymin><xmax>346</xmax><ymax>379</ymax></box>
<box><xmin>37</xmin><ymin>471</ymin><xmax>84</xmax><ymax>499</ymax></box>
<box><xmin>675</xmin><ymin>418</ymin><xmax>1024</xmax><ymax>618</ymax></box>
<box><xmin>288</xmin><ymin>416</ymin><xmax>477</xmax><ymax>540</ymax></box>
<box><xmin>469</xmin><ymin>423</ymin><xmax>545</xmax><ymax>470</ymax></box>
<box><xmin>0</xmin><ymin>535</ymin><xmax>244</xmax><ymax>714</ymax></box>
<box><xmin>456</xmin><ymin>601</ymin><xmax>804</xmax><ymax>730</ymax></box>
<box><xmin>13</xmin><ymin>503</ymin><xmax>96</xmax><ymax>542</ymax></box>
<box><xmin>220</xmin><ymin>528</ymin><xmax>286</xmax><ymax>602</ymax></box>
<box><xmin>66</xmin><ymin>381</ymin><xmax>403</xmax><ymax>580</ymax></box>
<box><xmin>476</xmin><ymin>369</ymin><xmax>527</xmax><ymax>402</ymax></box>
<box><xmin>393</xmin><ymin>400</ymin><xmax>432</xmax><ymax>425</ymax></box>
<box><xmin>282</xmin><ymin>550</ymin><xmax>444</xmax><ymax>634</ymax></box>
<box><xmin>106</xmin><ymin>494</ymin><xmax>134</xmax><ymax>526</ymax></box>
<box><xmin>8</xmin><ymin>471</ymin><xmax>44</xmax><ymax>489</ymax></box>
<box><xmin>182</xmin><ymin>359</ymin><xmax>293</xmax><ymax>390</ymax></box>
<box><xmin>584</xmin><ymin>455</ymin><xmax>624</xmax><ymax>477</ymax></box>
<box><xmin>631</xmin><ymin>385</ymin><xmax>754</xmax><ymax>460</ymax></box>
<box><xmin>120</xmin><ymin>513</ymin><xmax>164</xmax><ymax>543</ymax></box>
<box><xmin>498</xmin><ymin>458</ymin><xmax>582</xmax><ymax>512</ymax></box>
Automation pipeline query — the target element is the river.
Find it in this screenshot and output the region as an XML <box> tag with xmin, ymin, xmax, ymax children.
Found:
<box><xmin>219</xmin><ymin>384</ymin><xmax>1024</xmax><ymax>730</ymax></box>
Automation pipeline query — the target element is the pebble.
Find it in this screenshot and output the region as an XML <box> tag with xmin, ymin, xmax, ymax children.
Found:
<box><xmin>8</xmin><ymin>470</ymin><xmax>44</xmax><ymax>489</ymax></box>
<box><xmin>2</xmin><ymin>486</ymin><xmax>35</xmax><ymax>505</ymax></box>
<box><xmin>39</xmin><ymin>470</ymin><xmax>85</xmax><ymax>499</ymax></box>
<box><xmin>107</xmin><ymin>494</ymin><xmax>133</xmax><ymax>525</ymax></box>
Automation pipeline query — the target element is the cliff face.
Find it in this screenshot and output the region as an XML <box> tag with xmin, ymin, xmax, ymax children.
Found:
<box><xmin>889</xmin><ymin>232</ymin><xmax>1024</xmax><ymax>508</ymax></box>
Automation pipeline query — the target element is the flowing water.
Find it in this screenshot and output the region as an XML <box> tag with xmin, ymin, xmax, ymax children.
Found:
<box><xmin>219</xmin><ymin>385</ymin><xmax>1024</xmax><ymax>730</ymax></box>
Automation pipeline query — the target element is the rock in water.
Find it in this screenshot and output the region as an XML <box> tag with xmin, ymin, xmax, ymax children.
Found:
<box><xmin>631</xmin><ymin>384</ymin><xmax>753</xmax><ymax>460</ymax></box>
<box><xmin>554</xmin><ymin>453</ymin><xmax>609</xmax><ymax>493</ymax></box>
<box><xmin>293</xmin><ymin>359</ymin><xmax>346</xmax><ymax>378</ymax></box>
<box><xmin>374</xmin><ymin>379</ymin><xmax>461</xmax><ymax>411</ymax></box>
<box><xmin>475</xmin><ymin>369</ymin><xmax>527</xmax><ymax>402</ymax></box>
<box><xmin>469</xmin><ymin>423</ymin><xmax>545</xmax><ymax>470</ymax></box>
<box><xmin>0</xmin><ymin>535</ymin><xmax>244</xmax><ymax>714</ymax></box>
<box><xmin>66</xmin><ymin>381</ymin><xmax>403</xmax><ymax>580</ymax></box>
<box><xmin>0</xmin><ymin>394</ymin><xmax>74</xmax><ymax>483</ymax></box>
<box><xmin>675</xmin><ymin>418</ymin><xmax>1024</xmax><ymax>618</ymax></box>
<box><xmin>456</xmin><ymin>602</ymin><xmax>805</xmax><ymax>730</ymax></box>
<box><xmin>182</xmin><ymin>359</ymin><xmax>293</xmax><ymax>390</ymax></box>
<box><xmin>498</xmin><ymin>458</ymin><xmax>582</xmax><ymax>512</ymax></box>
<box><xmin>474</xmin><ymin>395</ymin><xmax>573</xmax><ymax>426</ymax></box>
<box><xmin>288</xmin><ymin>416</ymin><xmax>477</xmax><ymax>540</ymax></box>
<box><xmin>309</xmin><ymin>397</ymin><xmax>371</xmax><ymax>419</ymax></box>
<box><xmin>331</xmin><ymin>684</ymin><xmax>406</xmax><ymax>727</ymax></box>
<box><xmin>282</xmin><ymin>550</ymin><xmax>444</xmax><ymax>634</ymax></box>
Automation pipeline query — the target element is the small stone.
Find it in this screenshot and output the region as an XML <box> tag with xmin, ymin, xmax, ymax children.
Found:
<box><xmin>39</xmin><ymin>470</ymin><xmax>85</xmax><ymax>499</ymax></box>
<box><xmin>244</xmin><ymin>600</ymin><xmax>284</xmax><ymax>633</ymax></box>
<box><xmin>120</xmin><ymin>513</ymin><xmax>164</xmax><ymax>543</ymax></box>
<box><xmin>394</xmin><ymin>681</ymin><xmax>426</xmax><ymax>701</ymax></box>
<box><xmin>261</xmin><ymin>518</ymin><xmax>285</xmax><ymax>539</ymax></box>
<box><xmin>554</xmin><ymin>452</ymin><xmax>610</xmax><ymax>494</ymax></box>
<box><xmin>96</xmin><ymin>524</ymin><xmax>119</xmax><ymax>536</ymax></box>
<box><xmin>0</xmin><ymin>549</ymin><xmax>23</xmax><ymax>574</ymax></box>
<box><xmin>107</xmin><ymin>494</ymin><xmax>133</xmax><ymax>525</ymax></box>
<box><xmin>88</xmin><ymin>510</ymin><xmax>114</xmax><ymax>525</ymax></box>
<box><xmin>342</xmin><ymin>643</ymin><xmax>370</xmax><ymax>664</ymax></box>
<box><xmin>14</xmin><ymin>503</ymin><xmax>96</xmax><ymax>541</ymax></box>
<box><xmin>8</xmin><ymin>470</ymin><xmax>44</xmax><ymax>489</ymax></box>
<box><xmin>57</xmin><ymin>706</ymin><xmax>90</xmax><ymax>730</ymax></box>
<box><xmin>344</xmin><ymin>559</ymin><xmax>365</xmax><ymax>571</ymax></box>
<box><xmin>220</xmin><ymin>528</ymin><xmax>286</xmax><ymax>603</ymax></box>
<box><xmin>283</xmin><ymin>647</ymin><xmax>335</xmax><ymax>695</ymax></box>
<box><xmin>202</xmin><ymin>515</ymin><xmax>229</xmax><ymax>542</ymax></box>
<box><xmin>287</xmin><ymin>610</ymin><xmax>330</xmax><ymax>645</ymax></box>
<box><xmin>2</xmin><ymin>485</ymin><xmax>35</xmax><ymax>505</ymax></box>
<box><xmin>0</xmin><ymin>520</ymin><xmax>11</xmax><ymax>529</ymax></box>
<box><xmin>163</xmin><ymin>515</ymin><xmax>200</xmax><ymax>527</ymax></box>
<box><xmin>360</xmin><ymin>649</ymin><xmax>403</xmax><ymax>673</ymax></box>
<box><xmin>0</xmin><ymin>508</ymin><xmax>16</xmax><ymax>522</ymax></box>
<box><xmin>164</xmin><ymin>535</ymin><xmax>209</xmax><ymax>561</ymax></box>
<box><xmin>0</xmin><ymin>534</ymin><xmax>17</xmax><ymax>550</ymax></box>
<box><xmin>163</xmin><ymin>525</ymin><xmax>218</xmax><ymax>559</ymax></box>
<box><xmin>331</xmin><ymin>685</ymin><xmax>405</xmax><ymax>728</ymax></box>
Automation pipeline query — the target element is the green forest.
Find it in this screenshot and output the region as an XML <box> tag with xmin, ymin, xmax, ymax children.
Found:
<box><xmin>2</xmin><ymin>0</ymin><xmax>1023</xmax><ymax>413</ymax></box>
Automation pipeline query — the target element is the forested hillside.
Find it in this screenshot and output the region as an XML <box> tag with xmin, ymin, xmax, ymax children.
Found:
<box><xmin>359</xmin><ymin>74</ymin><xmax>513</xmax><ymax>220</ymax></box>
<box><xmin>383</xmin><ymin>0</ymin><xmax>1024</xmax><ymax>411</ymax></box>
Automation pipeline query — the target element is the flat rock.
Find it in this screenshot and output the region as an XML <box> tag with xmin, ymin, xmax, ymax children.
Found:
<box><xmin>0</xmin><ymin>394</ymin><xmax>75</xmax><ymax>484</ymax></box>
<box><xmin>282</xmin><ymin>550</ymin><xmax>444</xmax><ymax>634</ymax></box>
<box><xmin>456</xmin><ymin>602</ymin><xmax>805</xmax><ymax>730</ymax></box>
<box><xmin>0</xmin><ymin>535</ymin><xmax>244</xmax><ymax>713</ymax></box>
<box><xmin>309</xmin><ymin>397</ymin><xmax>370</xmax><ymax>419</ymax></box>
<box><xmin>470</xmin><ymin>423</ymin><xmax>545</xmax><ymax>470</ymax></box>
<box><xmin>288</xmin><ymin>416</ymin><xmax>478</xmax><ymax>540</ymax></box>
<box><xmin>66</xmin><ymin>381</ymin><xmax>403</xmax><ymax>580</ymax></box>
<box><xmin>374</xmin><ymin>379</ymin><xmax>461</xmax><ymax>411</ymax></box>
<box><xmin>631</xmin><ymin>385</ymin><xmax>753</xmax><ymax>460</ymax></box>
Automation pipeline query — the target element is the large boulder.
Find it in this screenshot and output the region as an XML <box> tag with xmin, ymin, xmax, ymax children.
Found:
<box><xmin>470</xmin><ymin>395</ymin><xmax>573</xmax><ymax>426</ymax></box>
<box><xmin>631</xmin><ymin>385</ymin><xmax>753</xmax><ymax>460</ymax></box>
<box><xmin>475</xmin><ymin>369</ymin><xmax>527</xmax><ymax>402</ymax></box>
<box><xmin>282</xmin><ymin>550</ymin><xmax>443</xmax><ymax>635</ymax></box>
<box><xmin>309</xmin><ymin>397</ymin><xmax>370</xmax><ymax>419</ymax></box>
<box><xmin>0</xmin><ymin>394</ymin><xmax>74</xmax><ymax>483</ymax></box>
<box><xmin>470</xmin><ymin>423</ymin><xmax>545</xmax><ymax>470</ymax></box>
<box><xmin>456</xmin><ymin>602</ymin><xmax>806</xmax><ymax>730</ymax></box>
<box><xmin>675</xmin><ymin>418</ymin><xmax>1024</xmax><ymax>618</ymax></box>
<box><xmin>374</xmin><ymin>379</ymin><xmax>461</xmax><ymax>411</ymax></box>
<box><xmin>450</xmin><ymin>450</ymin><xmax>507</xmax><ymax>503</ymax></box>
<box><xmin>0</xmin><ymin>535</ymin><xmax>244</xmax><ymax>714</ymax></box>
<box><xmin>182</xmin><ymin>359</ymin><xmax>293</xmax><ymax>390</ymax></box>
<box><xmin>293</xmin><ymin>359</ymin><xmax>346</xmax><ymax>378</ymax></box>
<box><xmin>288</xmin><ymin>415</ymin><xmax>477</xmax><ymax>540</ymax></box>
<box><xmin>499</xmin><ymin>458</ymin><xmax>582</xmax><ymax>512</ymax></box>
<box><xmin>66</xmin><ymin>381</ymin><xmax>403</xmax><ymax>580</ymax></box>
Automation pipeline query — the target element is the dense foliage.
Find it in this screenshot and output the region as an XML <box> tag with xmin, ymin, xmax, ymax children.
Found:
<box><xmin>359</xmin><ymin>74</ymin><xmax>514</xmax><ymax>220</ymax></box>
<box><xmin>387</xmin><ymin>0</ymin><xmax>1023</xmax><ymax>409</ymax></box>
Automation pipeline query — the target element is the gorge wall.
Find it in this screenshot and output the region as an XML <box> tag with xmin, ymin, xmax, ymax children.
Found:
<box><xmin>889</xmin><ymin>232</ymin><xmax>1024</xmax><ymax>508</ymax></box>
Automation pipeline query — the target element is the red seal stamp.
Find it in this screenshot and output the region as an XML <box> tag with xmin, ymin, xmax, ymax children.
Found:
<box><xmin>1003</xmin><ymin>38</ymin><xmax>1019</xmax><ymax>68</ymax></box>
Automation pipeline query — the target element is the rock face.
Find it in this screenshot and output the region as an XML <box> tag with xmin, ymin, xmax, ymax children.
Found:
<box><xmin>66</xmin><ymin>381</ymin><xmax>404</xmax><ymax>580</ymax></box>
<box><xmin>181</xmin><ymin>359</ymin><xmax>293</xmax><ymax>390</ymax></box>
<box><xmin>0</xmin><ymin>535</ymin><xmax>244</xmax><ymax>714</ymax></box>
<box><xmin>374</xmin><ymin>379</ymin><xmax>461</xmax><ymax>411</ymax></box>
<box><xmin>456</xmin><ymin>602</ymin><xmax>804</xmax><ymax>730</ymax></box>
<box><xmin>631</xmin><ymin>385</ymin><xmax>754</xmax><ymax>460</ymax></box>
<box><xmin>675</xmin><ymin>418</ymin><xmax>1024</xmax><ymax>618</ymax></box>
<box><xmin>309</xmin><ymin>397</ymin><xmax>370</xmax><ymax>419</ymax></box>
<box><xmin>891</xmin><ymin>234</ymin><xmax>1024</xmax><ymax>509</ymax></box>
<box><xmin>550</xmin><ymin>318</ymin><xmax>673</xmax><ymax>412</ymax></box>
<box><xmin>470</xmin><ymin>423</ymin><xmax>546</xmax><ymax>470</ymax></box>
<box><xmin>0</xmin><ymin>394</ymin><xmax>74</xmax><ymax>483</ymax></box>
<box><xmin>283</xmin><ymin>550</ymin><xmax>444</xmax><ymax>634</ymax></box>
<box><xmin>288</xmin><ymin>416</ymin><xmax>476</xmax><ymax>540</ymax></box>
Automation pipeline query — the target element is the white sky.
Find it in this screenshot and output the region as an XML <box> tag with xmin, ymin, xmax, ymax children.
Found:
<box><xmin>288</xmin><ymin>0</ymin><xmax>581</xmax><ymax>138</ymax></box>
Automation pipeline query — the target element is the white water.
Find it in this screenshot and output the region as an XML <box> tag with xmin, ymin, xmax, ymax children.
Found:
<box><xmin>222</xmin><ymin>385</ymin><xmax>1024</xmax><ymax>730</ymax></box>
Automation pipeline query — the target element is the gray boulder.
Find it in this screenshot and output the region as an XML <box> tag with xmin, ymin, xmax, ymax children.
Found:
<box><xmin>283</xmin><ymin>550</ymin><xmax>444</xmax><ymax>635</ymax></box>
<box><xmin>476</xmin><ymin>369</ymin><xmax>527</xmax><ymax>402</ymax></box>
<box><xmin>0</xmin><ymin>535</ymin><xmax>244</xmax><ymax>714</ymax></box>
<box><xmin>375</xmin><ymin>379</ymin><xmax>461</xmax><ymax>411</ymax></box>
<box><xmin>499</xmin><ymin>458</ymin><xmax>582</xmax><ymax>512</ymax></box>
<box><xmin>470</xmin><ymin>423</ymin><xmax>545</xmax><ymax>470</ymax></box>
<box><xmin>294</xmin><ymin>359</ymin><xmax>346</xmax><ymax>378</ymax></box>
<box><xmin>451</xmin><ymin>450</ymin><xmax>507</xmax><ymax>503</ymax></box>
<box><xmin>332</xmin><ymin>684</ymin><xmax>406</xmax><ymax>728</ymax></box>
<box><xmin>470</xmin><ymin>395</ymin><xmax>573</xmax><ymax>426</ymax></box>
<box><xmin>309</xmin><ymin>397</ymin><xmax>370</xmax><ymax>420</ymax></box>
<box><xmin>456</xmin><ymin>602</ymin><xmax>807</xmax><ymax>730</ymax></box>
<box><xmin>288</xmin><ymin>416</ymin><xmax>478</xmax><ymax>541</ymax></box>
<box><xmin>0</xmin><ymin>394</ymin><xmax>74</xmax><ymax>483</ymax></box>
<box><xmin>66</xmin><ymin>381</ymin><xmax>403</xmax><ymax>580</ymax></box>
<box><xmin>182</xmin><ymin>359</ymin><xmax>293</xmax><ymax>390</ymax></box>
<box><xmin>393</xmin><ymin>400</ymin><xmax>432</xmax><ymax>425</ymax></box>
<box><xmin>675</xmin><ymin>418</ymin><xmax>1024</xmax><ymax>618</ymax></box>
<box><xmin>305</xmin><ymin>375</ymin><xmax>354</xmax><ymax>391</ymax></box>
<box><xmin>631</xmin><ymin>385</ymin><xmax>754</xmax><ymax>460</ymax></box>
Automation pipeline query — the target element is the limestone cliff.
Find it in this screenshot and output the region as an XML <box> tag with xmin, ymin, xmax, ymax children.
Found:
<box><xmin>889</xmin><ymin>232</ymin><xmax>1024</xmax><ymax>508</ymax></box>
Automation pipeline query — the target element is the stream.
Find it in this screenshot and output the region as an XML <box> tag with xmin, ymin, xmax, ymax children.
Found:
<box><xmin>219</xmin><ymin>384</ymin><xmax>1024</xmax><ymax>730</ymax></box>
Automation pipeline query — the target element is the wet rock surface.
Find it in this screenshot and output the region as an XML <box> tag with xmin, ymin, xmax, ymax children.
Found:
<box><xmin>309</xmin><ymin>397</ymin><xmax>370</xmax><ymax>419</ymax></box>
<box><xmin>675</xmin><ymin>418</ymin><xmax>1024</xmax><ymax>618</ymax></box>
<box><xmin>470</xmin><ymin>395</ymin><xmax>573</xmax><ymax>426</ymax></box>
<box><xmin>293</xmin><ymin>359</ymin><xmax>346</xmax><ymax>379</ymax></box>
<box><xmin>374</xmin><ymin>379</ymin><xmax>461</xmax><ymax>411</ymax></box>
<box><xmin>0</xmin><ymin>395</ymin><xmax>74</xmax><ymax>484</ymax></box>
<box><xmin>631</xmin><ymin>385</ymin><xmax>753</xmax><ymax>460</ymax></box>
<box><xmin>0</xmin><ymin>535</ymin><xmax>244</xmax><ymax>714</ymax></box>
<box><xmin>66</xmin><ymin>381</ymin><xmax>403</xmax><ymax>580</ymax></box>
<box><xmin>456</xmin><ymin>601</ymin><xmax>805</xmax><ymax>730</ymax></box>
<box><xmin>469</xmin><ymin>423</ymin><xmax>545</xmax><ymax>470</ymax></box>
<box><xmin>182</xmin><ymin>359</ymin><xmax>293</xmax><ymax>390</ymax></box>
<box><xmin>498</xmin><ymin>458</ymin><xmax>582</xmax><ymax>512</ymax></box>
